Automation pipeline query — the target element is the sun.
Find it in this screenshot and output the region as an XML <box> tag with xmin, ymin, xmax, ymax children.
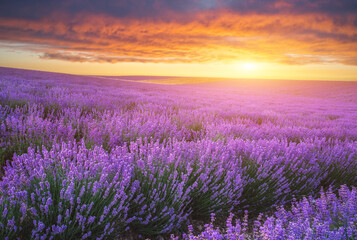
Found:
<box><xmin>242</xmin><ymin>63</ymin><xmax>256</xmax><ymax>71</ymax></box>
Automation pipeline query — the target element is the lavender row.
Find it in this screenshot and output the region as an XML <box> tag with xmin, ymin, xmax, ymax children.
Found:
<box><xmin>1</xmin><ymin>138</ymin><xmax>356</xmax><ymax>238</ymax></box>
<box><xmin>179</xmin><ymin>185</ymin><xmax>357</xmax><ymax>239</ymax></box>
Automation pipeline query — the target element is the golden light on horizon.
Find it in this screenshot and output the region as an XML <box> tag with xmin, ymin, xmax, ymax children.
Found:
<box><xmin>1</xmin><ymin>49</ymin><xmax>357</xmax><ymax>81</ymax></box>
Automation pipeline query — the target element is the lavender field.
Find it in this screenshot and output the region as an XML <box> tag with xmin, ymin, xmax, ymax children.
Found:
<box><xmin>0</xmin><ymin>67</ymin><xmax>357</xmax><ymax>239</ymax></box>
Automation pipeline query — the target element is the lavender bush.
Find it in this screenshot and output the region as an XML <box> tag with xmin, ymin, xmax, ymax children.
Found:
<box><xmin>181</xmin><ymin>185</ymin><xmax>357</xmax><ymax>239</ymax></box>
<box><xmin>0</xmin><ymin>142</ymin><xmax>134</xmax><ymax>239</ymax></box>
<box><xmin>128</xmin><ymin>160</ymin><xmax>192</xmax><ymax>236</ymax></box>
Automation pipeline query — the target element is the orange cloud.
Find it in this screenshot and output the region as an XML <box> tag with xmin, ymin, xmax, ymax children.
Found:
<box><xmin>0</xmin><ymin>10</ymin><xmax>356</xmax><ymax>65</ymax></box>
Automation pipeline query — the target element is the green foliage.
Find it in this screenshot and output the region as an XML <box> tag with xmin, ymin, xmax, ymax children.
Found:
<box><xmin>320</xmin><ymin>157</ymin><xmax>357</xmax><ymax>188</ymax></box>
<box><xmin>127</xmin><ymin>162</ymin><xmax>191</xmax><ymax>236</ymax></box>
<box><xmin>0</xmin><ymin>141</ymin><xmax>33</xmax><ymax>170</ymax></box>
<box><xmin>237</xmin><ymin>156</ymin><xmax>288</xmax><ymax>216</ymax></box>
<box><xmin>0</xmin><ymin>99</ymin><xmax>27</xmax><ymax>110</ymax></box>
<box><xmin>186</xmin><ymin>160</ymin><xmax>241</xmax><ymax>219</ymax></box>
<box><xmin>0</xmin><ymin>198</ymin><xmax>27</xmax><ymax>239</ymax></box>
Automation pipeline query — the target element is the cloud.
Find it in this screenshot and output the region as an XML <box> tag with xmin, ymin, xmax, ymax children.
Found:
<box><xmin>40</xmin><ymin>51</ymin><xmax>197</xmax><ymax>63</ymax></box>
<box><xmin>0</xmin><ymin>0</ymin><xmax>218</xmax><ymax>20</ymax></box>
<box><xmin>222</xmin><ymin>0</ymin><xmax>357</xmax><ymax>15</ymax></box>
<box><xmin>1</xmin><ymin>0</ymin><xmax>357</xmax><ymax>19</ymax></box>
<box><xmin>0</xmin><ymin>0</ymin><xmax>356</xmax><ymax>65</ymax></box>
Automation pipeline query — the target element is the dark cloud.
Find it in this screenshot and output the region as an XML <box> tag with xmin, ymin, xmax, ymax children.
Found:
<box><xmin>0</xmin><ymin>0</ymin><xmax>356</xmax><ymax>21</ymax></box>
<box><xmin>0</xmin><ymin>0</ymin><xmax>218</xmax><ymax>20</ymax></box>
<box><xmin>223</xmin><ymin>0</ymin><xmax>357</xmax><ymax>15</ymax></box>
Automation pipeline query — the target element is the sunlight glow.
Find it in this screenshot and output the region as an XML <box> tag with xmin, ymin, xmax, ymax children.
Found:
<box><xmin>242</xmin><ymin>63</ymin><xmax>257</xmax><ymax>71</ymax></box>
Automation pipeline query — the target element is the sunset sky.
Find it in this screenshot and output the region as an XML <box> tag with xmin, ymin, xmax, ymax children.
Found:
<box><xmin>0</xmin><ymin>0</ymin><xmax>356</xmax><ymax>81</ymax></box>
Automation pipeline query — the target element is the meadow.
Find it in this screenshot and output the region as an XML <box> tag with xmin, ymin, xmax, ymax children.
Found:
<box><xmin>0</xmin><ymin>67</ymin><xmax>357</xmax><ymax>239</ymax></box>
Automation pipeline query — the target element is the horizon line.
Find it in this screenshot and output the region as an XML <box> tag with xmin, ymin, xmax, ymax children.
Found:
<box><xmin>1</xmin><ymin>65</ymin><xmax>357</xmax><ymax>83</ymax></box>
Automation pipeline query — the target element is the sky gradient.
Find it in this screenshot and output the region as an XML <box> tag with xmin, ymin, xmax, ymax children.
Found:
<box><xmin>0</xmin><ymin>0</ymin><xmax>356</xmax><ymax>80</ymax></box>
